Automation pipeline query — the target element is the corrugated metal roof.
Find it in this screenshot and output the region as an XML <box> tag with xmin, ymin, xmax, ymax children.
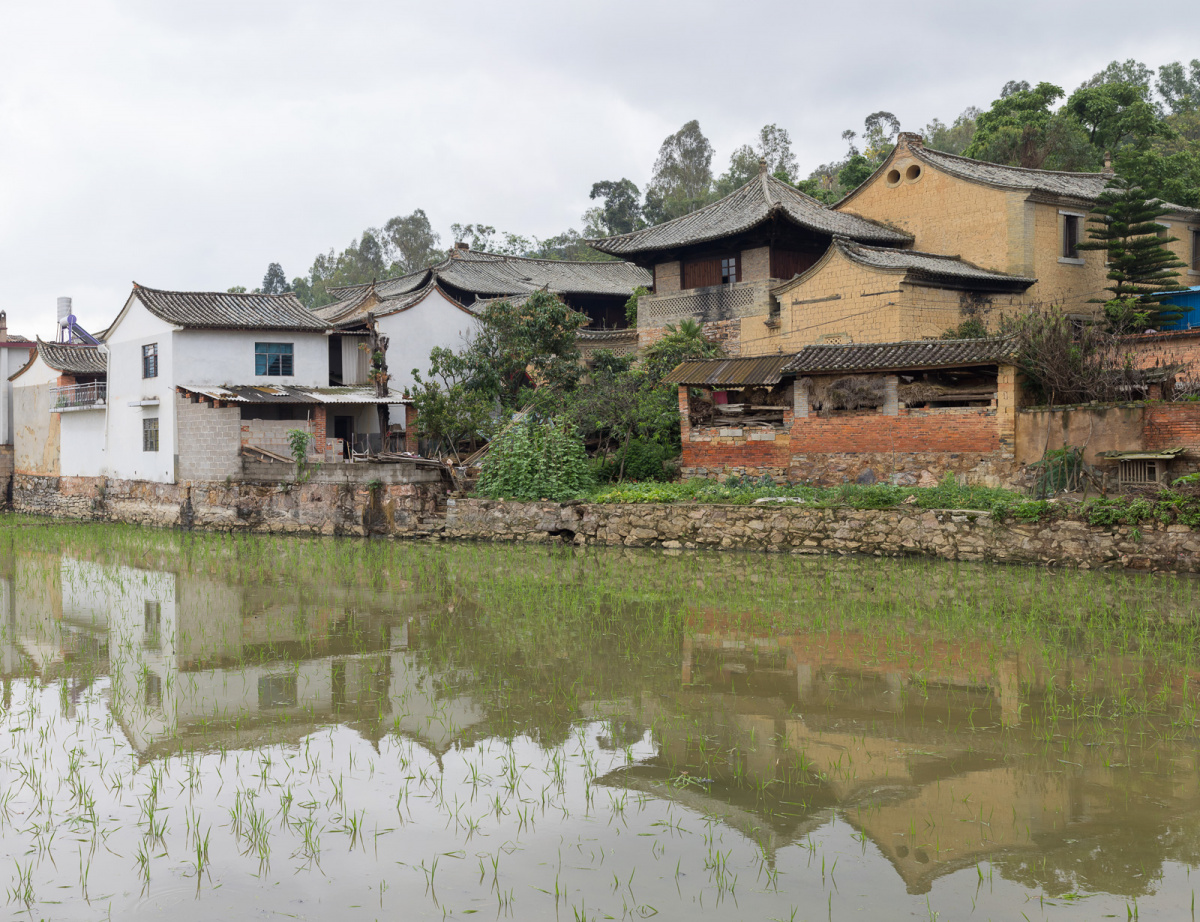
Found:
<box><xmin>663</xmin><ymin>355</ymin><xmax>793</xmax><ymax>386</ymax></box>
<box><xmin>134</xmin><ymin>285</ymin><xmax>327</xmax><ymax>331</ymax></box>
<box><xmin>590</xmin><ymin>172</ymin><xmax>910</xmax><ymax>257</ymax></box>
<box><xmin>783</xmin><ymin>338</ymin><xmax>1017</xmax><ymax>375</ymax></box>
<box><xmin>178</xmin><ymin>385</ymin><xmax>408</xmax><ymax>405</ymax></box>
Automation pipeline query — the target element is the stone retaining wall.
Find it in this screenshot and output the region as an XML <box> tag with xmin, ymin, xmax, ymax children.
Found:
<box><xmin>444</xmin><ymin>497</ymin><xmax>1200</xmax><ymax>572</ymax></box>
<box><xmin>13</xmin><ymin>473</ymin><xmax>443</xmax><ymax>536</ymax></box>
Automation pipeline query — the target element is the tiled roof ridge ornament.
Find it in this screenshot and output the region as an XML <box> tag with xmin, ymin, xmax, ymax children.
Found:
<box><xmin>898</xmin><ymin>131</ymin><xmax>924</xmax><ymax>148</ymax></box>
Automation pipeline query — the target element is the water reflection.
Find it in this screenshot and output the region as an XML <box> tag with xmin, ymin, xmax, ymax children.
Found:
<box><xmin>3</xmin><ymin>531</ymin><xmax>1200</xmax><ymax>918</ymax></box>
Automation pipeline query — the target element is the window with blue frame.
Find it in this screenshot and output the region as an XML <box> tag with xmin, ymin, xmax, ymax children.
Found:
<box><xmin>255</xmin><ymin>342</ymin><xmax>294</xmax><ymax>376</ymax></box>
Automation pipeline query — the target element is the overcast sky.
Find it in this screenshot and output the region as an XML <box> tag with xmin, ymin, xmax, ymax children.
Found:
<box><xmin>1</xmin><ymin>0</ymin><xmax>1195</xmax><ymax>335</ymax></box>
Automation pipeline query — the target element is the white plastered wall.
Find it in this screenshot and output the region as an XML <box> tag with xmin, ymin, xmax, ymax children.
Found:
<box><xmin>375</xmin><ymin>290</ymin><xmax>479</xmax><ymax>397</ymax></box>
<box><xmin>102</xmin><ymin>296</ymin><xmax>177</xmax><ymax>483</ymax></box>
<box><xmin>173</xmin><ymin>329</ymin><xmax>330</xmax><ymax>388</ymax></box>
<box><xmin>60</xmin><ymin>411</ymin><xmax>107</xmax><ymax>477</ymax></box>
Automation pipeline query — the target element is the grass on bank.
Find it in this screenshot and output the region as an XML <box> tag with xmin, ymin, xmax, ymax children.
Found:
<box><xmin>586</xmin><ymin>475</ymin><xmax>1200</xmax><ymax>527</ymax></box>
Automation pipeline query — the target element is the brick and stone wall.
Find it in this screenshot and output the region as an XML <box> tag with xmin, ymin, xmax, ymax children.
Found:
<box><xmin>1016</xmin><ymin>402</ymin><xmax>1200</xmax><ymax>482</ymax></box>
<box><xmin>13</xmin><ymin>469</ymin><xmax>445</xmax><ymax>535</ymax></box>
<box><xmin>443</xmin><ymin>498</ymin><xmax>1200</xmax><ymax>573</ymax></box>
<box><xmin>0</xmin><ymin>445</ymin><xmax>12</xmax><ymax>505</ymax></box>
<box><xmin>1124</xmin><ymin>330</ymin><xmax>1200</xmax><ymax>379</ymax></box>
<box><xmin>679</xmin><ymin>372</ymin><xmax>1020</xmax><ymax>487</ymax></box>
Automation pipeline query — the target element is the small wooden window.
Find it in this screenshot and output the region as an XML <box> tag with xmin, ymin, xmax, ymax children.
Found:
<box><xmin>721</xmin><ymin>256</ymin><xmax>739</xmax><ymax>284</ymax></box>
<box><xmin>1062</xmin><ymin>215</ymin><xmax>1080</xmax><ymax>259</ymax></box>
<box><xmin>142</xmin><ymin>417</ymin><xmax>159</xmax><ymax>452</ymax></box>
<box><xmin>1192</xmin><ymin>229</ymin><xmax>1199</xmax><ymax>270</ymax></box>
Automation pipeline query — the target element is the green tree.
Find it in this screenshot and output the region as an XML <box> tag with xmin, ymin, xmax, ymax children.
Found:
<box><xmin>1157</xmin><ymin>60</ymin><xmax>1200</xmax><ymax>115</ymax></box>
<box><xmin>1077</xmin><ymin>175</ymin><xmax>1188</xmax><ymax>330</ymax></box>
<box><xmin>837</xmin><ymin>154</ymin><xmax>877</xmax><ymax>191</ymax></box>
<box><xmin>458</xmin><ymin>290</ymin><xmax>587</xmax><ymax>407</ymax></box>
<box><xmin>963</xmin><ymin>82</ymin><xmax>1067</xmax><ymax>168</ymax></box>
<box><xmin>624</xmin><ymin>285</ymin><xmax>649</xmax><ymax>327</ymax></box>
<box><xmin>923</xmin><ymin>106</ymin><xmax>980</xmax><ymax>154</ymax></box>
<box><xmin>227</xmin><ymin>285</ymin><xmax>247</xmax><ymax>294</ymax></box>
<box><xmin>643</xmin><ymin>120</ymin><xmax>715</xmax><ymax>225</ymax></box>
<box><xmin>384</xmin><ymin>209</ymin><xmax>443</xmax><ymax>273</ymax></box>
<box><xmin>1065</xmin><ymin>81</ymin><xmax>1163</xmax><ymax>152</ymax></box>
<box><xmin>409</xmin><ymin>346</ymin><xmax>495</xmax><ymax>458</ymax></box>
<box><xmin>261</xmin><ymin>262</ymin><xmax>290</xmax><ymax>295</ymax></box>
<box><xmin>586</xmin><ymin>179</ymin><xmax>643</xmax><ymax>236</ymax></box>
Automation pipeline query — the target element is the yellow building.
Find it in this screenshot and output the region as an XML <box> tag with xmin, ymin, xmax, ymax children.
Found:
<box><xmin>591</xmin><ymin>134</ymin><xmax>1200</xmax><ymax>356</ymax></box>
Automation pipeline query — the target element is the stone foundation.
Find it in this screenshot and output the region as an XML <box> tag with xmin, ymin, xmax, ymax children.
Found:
<box><xmin>682</xmin><ymin>450</ymin><xmax>1023</xmax><ymax>488</ymax></box>
<box><xmin>13</xmin><ymin>473</ymin><xmax>445</xmax><ymax>536</ymax></box>
<box><xmin>444</xmin><ymin>498</ymin><xmax>1200</xmax><ymax>573</ymax></box>
<box><xmin>0</xmin><ymin>446</ymin><xmax>12</xmax><ymax>506</ymax></box>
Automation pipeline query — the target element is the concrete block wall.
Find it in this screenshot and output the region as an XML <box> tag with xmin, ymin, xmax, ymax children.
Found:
<box><xmin>176</xmin><ymin>392</ymin><xmax>241</xmax><ymax>481</ymax></box>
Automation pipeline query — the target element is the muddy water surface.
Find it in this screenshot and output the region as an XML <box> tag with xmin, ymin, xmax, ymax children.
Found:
<box><xmin>3</xmin><ymin>521</ymin><xmax>1200</xmax><ymax>919</ymax></box>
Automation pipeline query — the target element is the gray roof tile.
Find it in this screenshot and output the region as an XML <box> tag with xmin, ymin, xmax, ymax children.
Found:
<box><xmin>913</xmin><ymin>147</ymin><xmax>1111</xmax><ymax>200</ymax></box>
<box><xmin>589</xmin><ymin>173</ymin><xmax>910</xmax><ymax>257</ymax></box>
<box><xmin>782</xmin><ymin>338</ymin><xmax>1016</xmax><ymax>375</ymax></box>
<box><xmin>36</xmin><ymin>339</ymin><xmax>106</xmax><ymax>375</ymax></box>
<box><xmin>784</xmin><ymin>239</ymin><xmax>1035</xmax><ymax>292</ymax></box>
<box><xmin>327</xmin><ymin>251</ymin><xmax>650</xmax><ymax>303</ymax></box>
<box><xmin>134</xmin><ymin>284</ymin><xmax>327</xmax><ymax>331</ymax></box>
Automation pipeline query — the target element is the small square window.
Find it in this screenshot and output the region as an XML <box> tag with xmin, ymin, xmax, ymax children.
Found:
<box><xmin>255</xmin><ymin>342</ymin><xmax>294</xmax><ymax>376</ymax></box>
<box><xmin>1062</xmin><ymin>215</ymin><xmax>1080</xmax><ymax>259</ymax></box>
<box><xmin>720</xmin><ymin>256</ymin><xmax>739</xmax><ymax>285</ymax></box>
<box><xmin>143</xmin><ymin>417</ymin><xmax>159</xmax><ymax>452</ymax></box>
<box><xmin>142</xmin><ymin>343</ymin><xmax>158</xmax><ymax>379</ymax></box>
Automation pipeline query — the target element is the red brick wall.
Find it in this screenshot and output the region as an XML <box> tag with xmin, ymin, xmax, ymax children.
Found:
<box><xmin>790</xmin><ymin>408</ymin><xmax>1001</xmax><ymax>453</ymax></box>
<box><xmin>1124</xmin><ymin>331</ymin><xmax>1200</xmax><ymax>377</ymax></box>
<box><xmin>681</xmin><ymin>408</ymin><xmax>1001</xmax><ymax>472</ymax></box>
<box><xmin>1145</xmin><ymin>404</ymin><xmax>1200</xmax><ymax>451</ymax></box>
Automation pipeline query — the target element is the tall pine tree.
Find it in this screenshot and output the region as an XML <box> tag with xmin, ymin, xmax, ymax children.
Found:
<box><xmin>1078</xmin><ymin>176</ymin><xmax>1187</xmax><ymax>330</ymax></box>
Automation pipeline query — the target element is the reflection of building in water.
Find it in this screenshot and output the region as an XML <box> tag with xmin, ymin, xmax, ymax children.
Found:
<box><xmin>8</xmin><ymin>554</ymin><xmax>485</xmax><ymax>758</ymax></box>
<box><xmin>600</xmin><ymin>625</ymin><xmax>1200</xmax><ymax>895</ymax></box>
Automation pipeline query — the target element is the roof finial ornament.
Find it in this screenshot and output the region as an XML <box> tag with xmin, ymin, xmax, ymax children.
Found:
<box><xmin>1103</xmin><ymin>151</ymin><xmax>1114</xmax><ymax>174</ymax></box>
<box><xmin>758</xmin><ymin>159</ymin><xmax>768</xmax><ymax>176</ymax></box>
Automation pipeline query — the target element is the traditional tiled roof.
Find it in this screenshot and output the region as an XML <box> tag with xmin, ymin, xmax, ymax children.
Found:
<box><xmin>776</xmin><ymin>238</ymin><xmax>1035</xmax><ymax>294</ymax></box>
<box><xmin>36</xmin><ymin>338</ymin><xmax>106</xmax><ymax>375</ymax></box>
<box><xmin>318</xmin><ymin>282</ymin><xmax>476</xmax><ymax>330</ymax></box>
<box><xmin>589</xmin><ymin>172</ymin><xmax>910</xmax><ymax>258</ymax></box>
<box><xmin>133</xmin><ymin>284</ymin><xmax>327</xmax><ymax>331</ymax></box>
<box><xmin>663</xmin><ymin>355</ymin><xmax>793</xmax><ymax>387</ymax></box>
<box><xmin>313</xmin><ymin>287</ymin><xmax>376</xmax><ymax>325</ymax></box>
<box><xmin>327</xmin><ymin>251</ymin><xmax>651</xmax><ymax>303</ymax></box>
<box><xmin>782</xmin><ymin>338</ymin><xmax>1017</xmax><ymax>375</ymax></box>
<box><xmin>912</xmin><ymin>146</ymin><xmax>1111</xmax><ymax>201</ymax></box>
<box><xmin>177</xmin><ymin>384</ymin><xmax>407</xmax><ymax>404</ymax></box>
<box><xmin>577</xmin><ymin>328</ymin><xmax>638</xmax><ymax>343</ymax></box>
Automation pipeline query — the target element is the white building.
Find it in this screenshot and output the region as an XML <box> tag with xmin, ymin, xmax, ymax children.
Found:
<box><xmin>13</xmin><ymin>285</ymin><xmax>408</xmax><ymax>486</ymax></box>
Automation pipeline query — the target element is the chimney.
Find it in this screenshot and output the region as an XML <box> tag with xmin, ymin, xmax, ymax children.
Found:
<box><xmin>450</xmin><ymin>241</ymin><xmax>469</xmax><ymax>259</ymax></box>
<box><xmin>758</xmin><ymin>159</ymin><xmax>768</xmax><ymax>176</ymax></box>
<box><xmin>0</xmin><ymin>310</ymin><xmax>7</xmax><ymax>343</ymax></box>
<box><xmin>897</xmin><ymin>131</ymin><xmax>924</xmax><ymax>149</ymax></box>
<box><xmin>1103</xmin><ymin>151</ymin><xmax>1114</xmax><ymax>174</ymax></box>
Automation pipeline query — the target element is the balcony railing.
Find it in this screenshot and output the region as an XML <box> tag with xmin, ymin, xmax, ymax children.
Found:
<box><xmin>637</xmin><ymin>280</ymin><xmax>776</xmax><ymax>326</ymax></box>
<box><xmin>50</xmin><ymin>382</ymin><xmax>106</xmax><ymax>411</ymax></box>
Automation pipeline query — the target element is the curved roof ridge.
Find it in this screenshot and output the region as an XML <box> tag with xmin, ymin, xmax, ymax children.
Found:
<box><xmin>915</xmin><ymin>145</ymin><xmax>1107</xmax><ymax>181</ymax></box>
<box><xmin>590</xmin><ymin>173</ymin><xmax>909</xmax><ymax>257</ymax></box>
<box><xmin>34</xmin><ymin>337</ymin><xmax>107</xmax><ymax>375</ymax></box>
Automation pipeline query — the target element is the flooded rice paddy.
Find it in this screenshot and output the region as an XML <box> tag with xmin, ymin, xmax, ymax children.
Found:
<box><xmin>4</xmin><ymin>523</ymin><xmax>1200</xmax><ymax>919</ymax></box>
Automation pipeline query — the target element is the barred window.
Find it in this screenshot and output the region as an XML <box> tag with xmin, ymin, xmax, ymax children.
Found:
<box><xmin>255</xmin><ymin>342</ymin><xmax>294</xmax><ymax>376</ymax></box>
<box><xmin>142</xmin><ymin>417</ymin><xmax>159</xmax><ymax>452</ymax></box>
<box><xmin>142</xmin><ymin>343</ymin><xmax>158</xmax><ymax>378</ymax></box>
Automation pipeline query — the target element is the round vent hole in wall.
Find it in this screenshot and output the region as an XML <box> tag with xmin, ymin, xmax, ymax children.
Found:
<box><xmin>886</xmin><ymin>169</ymin><xmax>901</xmax><ymax>186</ymax></box>
<box><xmin>905</xmin><ymin>164</ymin><xmax>922</xmax><ymax>182</ymax></box>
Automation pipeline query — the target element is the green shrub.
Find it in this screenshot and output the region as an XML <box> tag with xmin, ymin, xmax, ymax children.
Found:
<box><xmin>476</xmin><ymin>416</ymin><xmax>595</xmax><ymax>501</ymax></box>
